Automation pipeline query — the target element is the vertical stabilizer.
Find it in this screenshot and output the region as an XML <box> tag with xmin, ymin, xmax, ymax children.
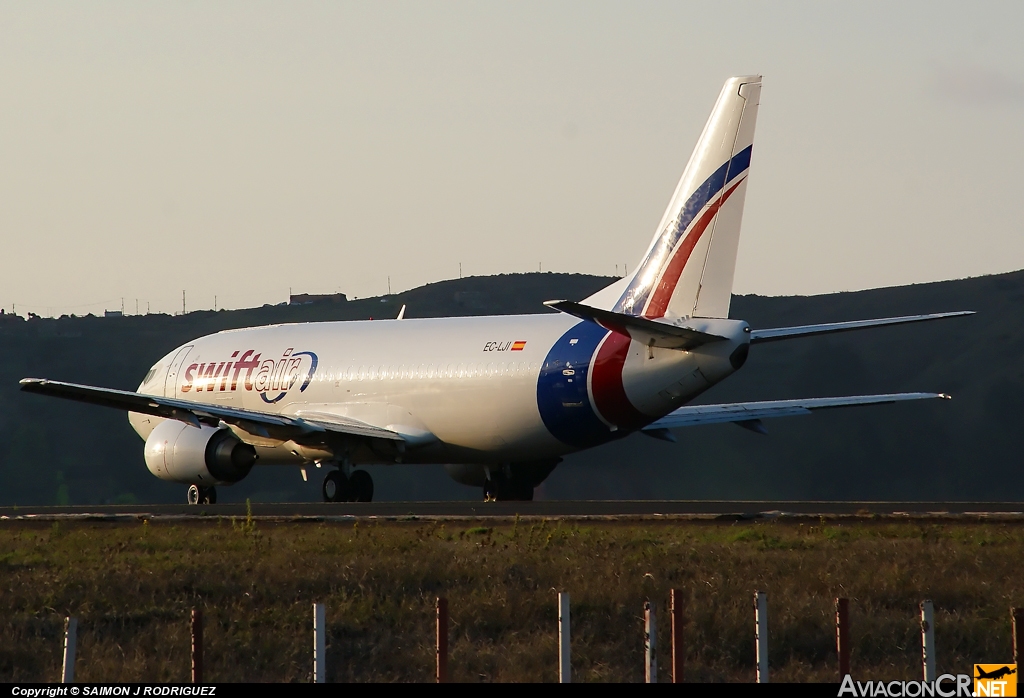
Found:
<box><xmin>587</xmin><ymin>76</ymin><xmax>760</xmax><ymax>319</ymax></box>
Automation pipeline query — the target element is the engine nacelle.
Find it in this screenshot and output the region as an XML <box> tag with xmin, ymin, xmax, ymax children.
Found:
<box><xmin>144</xmin><ymin>420</ymin><xmax>257</xmax><ymax>485</ymax></box>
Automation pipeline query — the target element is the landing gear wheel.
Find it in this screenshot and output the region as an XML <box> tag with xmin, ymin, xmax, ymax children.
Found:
<box><xmin>187</xmin><ymin>485</ymin><xmax>217</xmax><ymax>505</ymax></box>
<box><xmin>322</xmin><ymin>470</ymin><xmax>349</xmax><ymax>503</ymax></box>
<box><xmin>349</xmin><ymin>469</ymin><xmax>374</xmax><ymax>502</ymax></box>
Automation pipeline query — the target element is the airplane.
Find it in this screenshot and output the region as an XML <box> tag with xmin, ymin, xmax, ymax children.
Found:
<box><xmin>20</xmin><ymin>75</ymin><xmax>971</xmax><ymax>504</ymax></box>
<box><xmin>976</xmin><ymin>666</ymin><xmax>1016</xmax><ymax>680</ymax></box>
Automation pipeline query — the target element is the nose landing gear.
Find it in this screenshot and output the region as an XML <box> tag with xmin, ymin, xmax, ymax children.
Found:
<box><xmin>322</xmin><ymin>469</ymin><xmax>374</xmax><ymax>502</ymax></box>
<box><xmin>187</xmin><ymin>484</ymin><xmax>217</xmax><ymax>505</ymax></box>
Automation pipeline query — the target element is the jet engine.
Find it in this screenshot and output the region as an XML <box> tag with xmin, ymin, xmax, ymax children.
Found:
<box><xmin>144</xmin><ymin>419</ymin><xmax>257</xmax><ymax>485</ymax></box>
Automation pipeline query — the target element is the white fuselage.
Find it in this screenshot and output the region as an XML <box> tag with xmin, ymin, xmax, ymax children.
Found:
<box><xmin>129</xmin><ymin>313</ymin><xmax>749</xmax><ymax>467</ymax></box>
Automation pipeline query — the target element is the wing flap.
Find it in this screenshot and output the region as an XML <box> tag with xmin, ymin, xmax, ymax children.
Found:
<box><xmin>19</xmin><ymin>378</ymin><xmax>404</xmax><ymax>442</ymax></box>
<box><xmin>544</xmin><ymin>300</ymin><xmax>727</xmax><ymax>350</ymax></box>
<box><xmin>749</xmin><ymin>311</ymin><xmax>973</xmax><ymax>344</ymax></box>
<box><xmin>644</xmin><ymin>392</ymin><xmax>950</xmax><ymax>430</ymax></box>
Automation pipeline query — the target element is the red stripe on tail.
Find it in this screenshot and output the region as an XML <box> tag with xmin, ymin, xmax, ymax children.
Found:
<box><xmin>643</xmin><ymin>177</ymin><xmax>745</xmax><ymax>319</ymax></box>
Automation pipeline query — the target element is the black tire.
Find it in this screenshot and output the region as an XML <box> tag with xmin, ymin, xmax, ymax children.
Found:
<box><xmin>350</xmin><ymin>470</ymin><xmax>374</xmax><ymax>502</ymax></box>
<box><xmin>322</xmin><ymin>470</ymin><xmax>349</xmax><ymax>503</ymax></box>
<box><xmin>200</xmin><ymin>486</ymin><xmax>217</xmax><ymax>505</ymax></box>
<box><xmin>509</xmin><ymin>482</ymin><xmax>535</xmax><ymax>501</ymax></box>
<box><xmin>187</xmin><ymin>484</ymin><xmax>200</xmax><ymax>505</ymax></box>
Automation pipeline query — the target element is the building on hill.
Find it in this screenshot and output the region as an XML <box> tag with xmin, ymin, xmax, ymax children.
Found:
<box><xmin>289</xmin><ymin>292</ymin><xmax>348</xmax><ymax>306</ymax></box>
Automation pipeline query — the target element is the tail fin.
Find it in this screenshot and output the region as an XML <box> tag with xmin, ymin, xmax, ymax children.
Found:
<box><xmin>587</xmin><ymin>75</ymin><xmax>760</xmax><ymax>319</ymax></box>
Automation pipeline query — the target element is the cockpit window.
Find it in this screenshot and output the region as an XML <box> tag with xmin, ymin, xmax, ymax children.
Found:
<box><xmin>143</xmin><ymin>367</ymin><xmax>158</xmax><ymax>385</ymax></box>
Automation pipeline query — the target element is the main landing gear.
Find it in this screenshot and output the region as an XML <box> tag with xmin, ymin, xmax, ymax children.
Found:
<box><xmin>483</xmin><ymin>474</ymin><xmax>534</xmax><ymax>502</ymax></box>
<box><xmin>187</xmin><ymin>484</ymin><xmax>217</xmax><ymax>505</ymax></box>
<box><xmin>322</xmin><ymin>469</ymin><xmax>374</xmax><ymax>503</ymax></box>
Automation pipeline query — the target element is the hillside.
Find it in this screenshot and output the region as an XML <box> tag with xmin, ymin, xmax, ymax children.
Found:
<box><xmin>2</xmin><ymin>270</ymin><xmax>1022</xmax><ymax>504</ymax></box>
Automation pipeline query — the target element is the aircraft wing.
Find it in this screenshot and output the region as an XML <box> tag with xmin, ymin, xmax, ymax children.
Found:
<box><xmin>544</xmin><ymin>300</ymin><xmax>727</xmax><ymax>350</ymax></box>
<box><xmin>18</xmin><ymin>378</ymin><xmax>404</xmax><ymax>442</ymax></box>
<box><xmin>749</xmin><ymin>311</ymin><xmax>973</xmax><ymax>344</ymax></box>
<box><xmin>643</xmin><ymin>392</ymin><xmax>949</xmax><ymax>431</ymax></box>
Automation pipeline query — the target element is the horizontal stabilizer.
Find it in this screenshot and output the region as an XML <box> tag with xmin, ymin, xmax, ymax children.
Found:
<box><xmin>643</xmin><ymin>392</ymin><xmax>949</xmax><ymax>430</ymax></box>
<box><xmin>544</xmin><ymin>300</ymin><xmax>727</xmax><ymax>350</ymax></box>
<box><xmin>19</xmin><ymin>378</ymin><xmax>404</xmax><ymax>442</ymax></box>
<box><xmin>750</xmin><ymin>311</ymin><xmax>973</xmax><ymax>344</ymax></box>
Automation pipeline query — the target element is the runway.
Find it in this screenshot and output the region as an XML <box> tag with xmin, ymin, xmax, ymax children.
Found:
<box><xmin>2</xmin><ymin>500</ymin><xmax>1023</xmax><ymax>522</ymax></box>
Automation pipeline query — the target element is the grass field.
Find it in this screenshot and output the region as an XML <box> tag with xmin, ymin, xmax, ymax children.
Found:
<box><xmin>1</xmin><ymin>515</ymin><xmax>1022</xmax><ymax>682</ymax></box>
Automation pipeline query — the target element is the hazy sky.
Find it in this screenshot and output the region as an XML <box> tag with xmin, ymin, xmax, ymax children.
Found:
<box><xmin>2</xmin><ymin>2</ymin><xmax>1022</xmax><ymax>316</ymax></box>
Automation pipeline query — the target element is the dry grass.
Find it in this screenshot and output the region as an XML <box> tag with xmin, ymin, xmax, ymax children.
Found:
<box><xmin>1</xmin><ymin>516</ymin><xmax>1022</xmax><ymax>682</ymax></box>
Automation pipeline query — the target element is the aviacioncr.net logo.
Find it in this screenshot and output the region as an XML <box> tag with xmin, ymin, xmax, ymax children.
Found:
<box><xmin>180</xmin><ymin>348</ymin><xmax>318</xmax><ymax>403</ymax></box>
<box><xmin>839</xmin><ymin>674</ymin><xmax>973</xmax><ymax>697</ymax></box>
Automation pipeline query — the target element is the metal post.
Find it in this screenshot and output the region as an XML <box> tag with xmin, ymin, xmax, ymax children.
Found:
<box><xmin>558</xmin><ymin>592</ymin><xmax>571</xmax><ymax>683</ymax></box>
<box><xmin>436</xmin><ymin>597</ymin><xmax>448</xmax><ymax>683</ymax></box>
<box><xmin>313</xmin><ymin>603</ymin><xmax>326</xmax><ymax>684</ymax></box>
<box><xmin>836</xmin><ymin>598</ymin><xmax>850</xmax><ymax>679</ymax></box>
<box><xmin>61</xmin><ymin>617</ymin><xmax>77</xmax><ymax>683</ymax></box>
<box><xmin>755</xmin><ymin>591</ymin><xmax>768</xmax><ymax>683</ymax></box>
<box><xmin>670</xmin><ymin>589</ymin><xmax>684</xmax><ymax>683</ymax></box>
<box><xmin>645</xmin><ymin>600</ymin><xmax>657</xmax><ymax>683</ymax></box>
<box><xmin>191</xmin><ymin>608</ymin><xmax>203</xmax><ymax>684</ymax></box>
<box><xmin>920</xmin><ymin>600</ymin><xmax>936</xmax><ymax>682</ymax></box>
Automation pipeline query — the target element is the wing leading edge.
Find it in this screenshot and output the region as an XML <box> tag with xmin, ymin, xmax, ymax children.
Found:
<box><xmin>18</xmin><ymin>378</ymin><xmax>404</xmax><ymax>442</ymax></box>
<box><xmin>643</xmin><ymin>392</ymin><xmax>950</xmax><ymax>431</ymax></box>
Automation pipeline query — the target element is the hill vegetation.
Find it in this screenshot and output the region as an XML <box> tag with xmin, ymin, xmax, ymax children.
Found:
<box><xmin>2</xmin><ymin>270</ymin><xmax>1022</xmax><ymax>504</ymax></box>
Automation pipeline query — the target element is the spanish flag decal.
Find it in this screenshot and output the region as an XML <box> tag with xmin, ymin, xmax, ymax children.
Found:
<box><xmin>511</xmin><ymin>340</ymin><xmax>527</xmax><ymax>351</ymax></box>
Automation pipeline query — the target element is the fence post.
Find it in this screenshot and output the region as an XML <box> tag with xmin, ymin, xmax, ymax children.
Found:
<box><xmin>313</xmin><ymin>603</ymin><xmax>326</xmax><ymax>684</ymax></box>
<box><xmin>61</xmin><ymin>617</ymin><xmax>77</xmax><ymax>683</ymax></box>
<box><xmin>558</xmin><ymin>592</ymin><xmax>571</xmax><ymax>683</ymax></box>
<box><xmin>645</xmin><ymin>600</ymin><xmax>657</xmax><ymax>683</ymax></box>
<box><xmin>920</xmin><ymin>600</ymin><xmax>936</xmax><ymax>682</ymax></box>
<box><xmin>436</xmin><ymin>597</ymin><xmax>448</xmax><ymax>683</ymax></box>
<box><xmin>670</xmin><ymin>589</ymin><xmax>684</xmax><ymax>684</ymax></box>
<box><xmin>191</xmin><ymin>608</ymin><xmax>203</xmax><ymax>684</ymax></box>
<box><xmin>836</xmin><ymin>598</ymin><xmax>850</xmax><ymax>679</ymax></box>
<box><xmin>754</xmin><ymin>591</ymin><xmax>768</xmax><ymax>683</ymax></box>
<box><xmin>1011</xmin><ymin>607</ymin><xmax>1022</xmax><ymax>692</ymax></box>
